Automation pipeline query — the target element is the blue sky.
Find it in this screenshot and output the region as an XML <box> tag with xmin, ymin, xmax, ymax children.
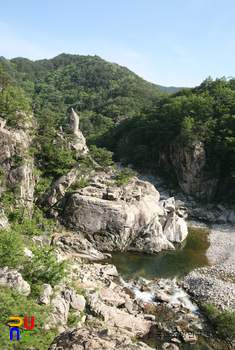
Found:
<box><xmin>1</xmin><ymin>0</ymin><xmax>235</xmax><ymax>87</ymax></box>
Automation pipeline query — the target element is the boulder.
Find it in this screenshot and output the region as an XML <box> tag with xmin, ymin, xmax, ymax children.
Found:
<box><xmin>100</xmin><ymin>264</ymin><xmax>119</xmax><ymax>277</ymax></box>
<box><xmin>66</xmin><ymin>108</ymin><xmax>89</xmax><ymax>154</ymax></box>
<box><xmin>0</xmin><ymin>266</ymin><xmax>30</xmax><ymax>295</ymax></box>
<box><xmin>155</xmin><ymin>292</ymin><xmax>170</xmax><ymax>303</ymax></box>
<box><xmin>163</xmin><ymin>213</ymin><xmax>188</xmax><ymax>243</ymax></box>
<box><xmin>88</xmin><ymin>292</ymin><xmax>155</xmax><ymax>336</ymax></box>
<box><xmin>24</xmin><ymin>247</ymin><xmax>33</xmax><ymax>259</ymax></box>
<box><xmin>32</xmin><ymin>235</ymin><xmax>50</xmax><ymax>246</ymax></box>
<box><xmin>164</xmin><ymin>197</ymin><xmax>175</xmax><ymax>212</ymax></box>
<box><xmin>64</xmin><ymin>289</ymin><xmax>86</xmax><ymax>311</ymax></box>
<box><xmin>40</xmin><ymin>128</ymin><xmax>188</xmax><ymax>254</ymax></box>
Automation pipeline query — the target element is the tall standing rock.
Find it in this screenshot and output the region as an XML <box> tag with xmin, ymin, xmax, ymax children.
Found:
<box><xmin>66</xmin><ymin>109</ymin><xmax>88</xmax><ymax>155</ymax></box>
<box><xmin>69</xmin><ymin>108</ymin><xmax>79</xmax><ymax>132</ymax></box>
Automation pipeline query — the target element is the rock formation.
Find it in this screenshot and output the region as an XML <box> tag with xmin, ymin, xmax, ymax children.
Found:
<box><xmin>170</xmin><ymin>141</ymin><xmax>219</xmax><ymax>199</ymax></box>
<box><xmin>0</xmin><ymin>116</ymin><xmax>35</xmax><ymax>210</ymax></box>
<box><xmin>66</xmin><ymin>108</ymin><xmax>89</xmax><ymax>155</ymax></box>
<box><xmin>0</xmin><ymin>208</ymin><xmax>9</xmax><ymax>230</ymax></box>
<box><xmin>41</xmin><ymin>157</ymin><xmax>188</xmax><ymax>253</ymax></box>
<box><xmin>48</xmin><ymin>327</ymin><xmax>154</xmax><ymax>350</ymax></box>
<box><xmin>0</xmin><ymin>266</ymin><xmax>31</xmax><ymax>295</ymax></box>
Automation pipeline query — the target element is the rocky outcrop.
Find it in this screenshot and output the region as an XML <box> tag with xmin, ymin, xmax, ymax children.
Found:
<box><xmin>0</xmin><ymin>117</ymin><xmax>35</xmax><ymax>209</ymax></box>
<box><xmin>0</xmin><ymin>266</ymin><xmax>31</xmax><ymax>295</ymax></box>
<box><xmin>51</xmin><ymin>232</ymin><xmax>113</xmax><ymax>261</ymax></box>
<box><xmin>0</xmin><ymin>208</ymin><xmax>9</xmax><ymax>230</ymax></box>
<box><xmin>48</xmin><ymin>327</ymin><xmax>154</xmax><ymax>350</ymax></box>
<box><xmin>170</xmin><ymin>141</ymin><xmax>219</xmax><ymax>199</ymax></box>
<box><xmin>42</xmin><ymin>168</ymin><xmax>188</xmax><ymax>253</ymax></box>
<box><xmin>66</xmin><ymin>108</ymin><xmax>88</xmax><ymax>155</ymax></box>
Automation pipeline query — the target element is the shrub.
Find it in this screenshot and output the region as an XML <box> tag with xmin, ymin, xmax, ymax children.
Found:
<box><xmin>203</xmin><ymin>303</ymin><xmax>235</xmax><ymax>340</ymax></box>
<box><xmin>89</xmin><ymin>145</ymin><xmax>114</xmax><ymax>167</ymax></box>
<box><xmin>69</xmin><ymin>178</ymin><xmax>89</xmax><ymax>191</ymax></box>
<box><xmin>67</xmin><ymin>313</ymin><xmax>78</xmax><ymax>326</ymax></box>
<box><xmin>0</xmin><ymin>286</ymin><xmax>57</xmax><ymax>350</ymax></box>
<box><xmin>22</xmin><ymin>245</ymin><xmax>68</xmax><ymax>288</ymax></box>
<box><xmin>0</xmin><ymin>229</ymin><xmax>25</xmax><ymax>269</ymax></box>
<box><xmin>115</xmin><ymin>168</ymin><xmax>137</xmax><ymax>186</ymax></box>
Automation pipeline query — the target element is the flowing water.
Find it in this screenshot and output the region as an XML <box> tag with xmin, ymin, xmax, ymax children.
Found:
<box><xmin>104</xmin><ymin>225</ymin><xmax>230</xmax><ymax>349</ymax></box>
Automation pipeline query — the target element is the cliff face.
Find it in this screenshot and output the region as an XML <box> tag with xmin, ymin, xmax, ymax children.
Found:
<box><xmin>0</xmin><ymin>117</ymin><xmax>35</xmax><ymax>211</ymax></box>
<box><xmin>158</xmin><ymin>141</ymin><xmax>219</xmax><ymax>200</ymax></box>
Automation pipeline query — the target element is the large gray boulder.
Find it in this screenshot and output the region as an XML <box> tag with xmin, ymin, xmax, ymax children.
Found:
<box><xmin>163</xmin><ymin>213</ymin><xmax>188</xmax><ymax>243</ymax></box>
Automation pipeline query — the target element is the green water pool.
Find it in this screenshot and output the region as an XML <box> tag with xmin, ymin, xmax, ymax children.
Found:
<box><xmin>106</xmin><ymin>226</ymin><xmax>211</xmax><ymax>280</ymax></box>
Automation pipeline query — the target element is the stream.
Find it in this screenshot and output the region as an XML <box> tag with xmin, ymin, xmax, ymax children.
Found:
<box><xmin>104</xmin><ymin>224</ymin><xmax>231</xmax><ymax>349</ymax></box>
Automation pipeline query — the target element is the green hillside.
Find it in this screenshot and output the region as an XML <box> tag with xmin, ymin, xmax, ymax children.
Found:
<box><xmin>0</xmin><ymin>54</ymin><xmax>164</xmax><ymax>143</ymax></box>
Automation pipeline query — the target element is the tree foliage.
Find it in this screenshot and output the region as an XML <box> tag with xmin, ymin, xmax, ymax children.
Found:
<box><xmin>0</xmin><ymin>63</ymin><xmax>31</xmax><ymax>128</ymax></box>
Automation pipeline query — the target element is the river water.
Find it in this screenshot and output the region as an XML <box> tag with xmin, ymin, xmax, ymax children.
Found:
<box><xmin>104</xmin><ymin>224</ymin><xmax>230</xmax><ymax>349</ymax></box>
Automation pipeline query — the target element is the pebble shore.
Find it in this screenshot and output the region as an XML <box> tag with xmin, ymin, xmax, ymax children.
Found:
<box><xmin>179</xmin><ymin>224</ymin><xmax>235</xmax><ymax>312</ymax></box>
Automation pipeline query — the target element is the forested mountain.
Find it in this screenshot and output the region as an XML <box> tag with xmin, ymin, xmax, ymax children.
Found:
<box><xmin>1</xmin><ymin>54</ymin><xmax>235</xmax><ymax>199</ymax></box>
<box><xmin>0</xmin><ymin>54</ymin><xmax>164</xmax><ymax>144</ymax></box>
<box><xmin>156</xmin><ymin>84</ymin><xmax>181</xmax><ymax>94</ymax></box>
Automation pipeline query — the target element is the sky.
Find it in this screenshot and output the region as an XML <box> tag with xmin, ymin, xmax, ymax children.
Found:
<box><xmin>1</xmin><ymin>0</ymin><xmax>235</xmax><ymax>87</ymax></box>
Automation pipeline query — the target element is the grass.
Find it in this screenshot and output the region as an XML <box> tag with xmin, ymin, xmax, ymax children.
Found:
<box><xmin>203</xmin><ymin>302</ymin><xmax>235</xmax><ymax>341</ymax></box>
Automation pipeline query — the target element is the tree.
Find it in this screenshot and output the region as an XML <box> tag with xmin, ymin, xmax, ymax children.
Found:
<box><xmin>0</xmin><ymin>229</ymin><xmax>25</xmax><ymax>269</ymax></box>
<box><xmin>89</xmin><ymin>145</ymin><xmax>114</xmax><ymax>167</ymax></box>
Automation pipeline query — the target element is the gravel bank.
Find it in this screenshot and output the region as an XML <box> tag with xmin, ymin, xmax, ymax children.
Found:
<box><xmin>179</xmin><ymin>224</ymin><xmax>235</xmax><ymax>311</ymax></box>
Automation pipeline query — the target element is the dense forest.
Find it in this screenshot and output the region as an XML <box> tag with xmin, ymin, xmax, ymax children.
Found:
<box><xmin>1</xmin><ymin>54</ymin><xmax>235</xmax><ymax>197</ymax></box>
